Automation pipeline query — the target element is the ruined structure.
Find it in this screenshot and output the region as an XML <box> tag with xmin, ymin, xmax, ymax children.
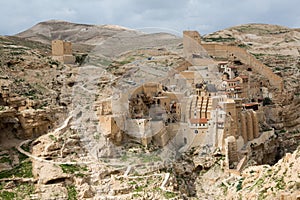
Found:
<box><xmin>52</xmin><ymin>40</ymin><xmax>75</xmax><ymax>64</ymax></box>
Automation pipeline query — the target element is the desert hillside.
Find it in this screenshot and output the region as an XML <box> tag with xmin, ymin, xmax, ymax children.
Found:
<box><xmin>16</xmin><ymin>20</ymin><xmax>182</xmax><ymax>57</ymax></box>
<box><xmin>0</xmin><ymin>21</ymin><xmax>299</xmax><ymax>199</ymax></box>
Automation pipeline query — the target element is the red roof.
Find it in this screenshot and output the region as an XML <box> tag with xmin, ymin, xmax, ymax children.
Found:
<box><xmin>243</xmin><ymin>102</ymin><xmax>260</xmax><ymax>107</ymax></box>
<box><xmin>190</xmin><ymin>118</ymin><xmax>208</xmax><ymax>124</ymax></box>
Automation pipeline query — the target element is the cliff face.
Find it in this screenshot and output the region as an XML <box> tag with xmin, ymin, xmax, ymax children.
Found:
<box><xmin>0</xmin><ymin>36</ymin><xmax>73</xmax><ymax>142</ymax></box>
<box><xmin>226</xmin><ymin>146</ymin><xmax>300</xmax><ymax>199</ymax></box>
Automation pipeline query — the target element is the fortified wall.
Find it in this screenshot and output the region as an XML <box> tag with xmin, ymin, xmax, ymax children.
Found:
<box><xmin>183</xmin><ymin>31</ymin><xmax>215</xmax><ymax>66</ymax></box>
<box><xmin>201</xmin><ymin>43</ymin><xmax>283</xmax><ymax>92</ymax></box>
<box><xmin>182</xmin><ymin>31</ymin><xmax>283</xmax><ymax>92</ymax></box>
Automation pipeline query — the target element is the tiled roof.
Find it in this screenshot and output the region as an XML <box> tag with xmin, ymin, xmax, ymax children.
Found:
<box><xmin>190</xmin><ymin>118</ymin><xmax>208</xmax><ymax>124</ymax></box>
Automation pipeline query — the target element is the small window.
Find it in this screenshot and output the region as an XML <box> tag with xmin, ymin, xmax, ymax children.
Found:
<box><xmin>195</xmin><ymin>130</ymin><xmax>198</xmax><ymax>134</ymax></box>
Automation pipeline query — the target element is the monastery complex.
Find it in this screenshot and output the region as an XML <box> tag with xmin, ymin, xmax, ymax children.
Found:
<box><xmin>49</xmin><ymin>31</ymin><xmax>283</xmax><ymax>172</ymax></box>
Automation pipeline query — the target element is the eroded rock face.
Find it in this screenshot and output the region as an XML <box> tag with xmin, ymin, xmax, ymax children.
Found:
<box><xmin>226</xmin><ymin>146</ymin><xmax>300</xmax><ymax>200</ymax></box>
<box><xmin>78</xmin><ymin>183</ymin><xmax>96</xmax><ymax>198</ymax></box>
<box><xmin>33</xmin><ymin>161</ymin><xmax>69</xmax><ymax>184</ymax></box>
<box><xmin>37</xmin><ymin>184</ymin><xmax>68</xmax><ymax>200</ymax></box>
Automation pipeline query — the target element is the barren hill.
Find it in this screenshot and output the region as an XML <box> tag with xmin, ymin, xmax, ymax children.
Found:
<box><xmin>16</xmin><ymin>20</ymin><xmax>131</xmax><ymax>45</ymax></box>
<box><xmin>16</xmin><ymin>20</ymin><xmax>182</xmax><ymax>57</ymax></box>
<box><xmin>203</xmin><ymin>23</ymin><xmax>300</xmax><ymax>57</ymax></box>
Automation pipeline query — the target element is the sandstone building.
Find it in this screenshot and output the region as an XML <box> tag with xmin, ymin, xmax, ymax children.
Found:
<box><xmin>52</xmin><ymin>40</ymin><xmax>75</xmax><ymax>64</ymax></box>
<box><xmin>96</xmin><ymin>30</ymin><xmax>283</xmax><ymax>171</ymax></box>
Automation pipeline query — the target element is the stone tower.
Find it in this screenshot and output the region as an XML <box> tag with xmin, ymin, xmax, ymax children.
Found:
<box><xmin>52</xmin><ymin>40</ymin><xmax>75</xmax><ymax>64</ymax></box>
<box><xmin>182</xmin><ymin>31</ymin><xmax>214</xmax><ymax>66</ymax></box>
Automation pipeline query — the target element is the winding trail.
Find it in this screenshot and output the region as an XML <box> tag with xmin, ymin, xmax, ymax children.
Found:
<box><xmin>16</xmin><ymin>113</ymin><xmax>94</xmax><ymax>165</ymax></box>
<box><xmin>15</xmin><ymin>113</ymin><xmax>173</xmax><ymax>197</ymax></box>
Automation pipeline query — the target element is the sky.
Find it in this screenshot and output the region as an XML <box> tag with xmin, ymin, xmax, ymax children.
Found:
<box><xmin>1</xmin><ymin>0</ymin><xmax>300</xmax><ymax>36</ymax></box>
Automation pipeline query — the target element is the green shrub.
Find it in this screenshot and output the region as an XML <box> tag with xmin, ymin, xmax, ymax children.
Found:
<box><xmin>0</xmin><ymin>161</ymin><xmax>33</xmax><ymax>179</ymax></box>
<box><xmin>0</xmin><ymin>191</ymin><xmax>16</xmax><ymax>200</ymax></box>
<box><xmin>236</xmin><ymin>178</ymin><xmax>244</xmax><ymax>191</ymax></box>
<box><xmin>163</xmin><ymin>191</ymin><xmax>177</xmax><ymax>199</ymax></box>
<box><xmin>60</xmin><ymin>164</ymin><xmax>88</xmax><ymax>177</ymax></box>
<box><xmin>0</xmin><ymin>156</ymin><xmax>11</xmax><ymax>164</ymax></box>
<box><xmin>67</xmin><ymin>185</ymin><xmax>77</xmax><ymax>200</ymax></box>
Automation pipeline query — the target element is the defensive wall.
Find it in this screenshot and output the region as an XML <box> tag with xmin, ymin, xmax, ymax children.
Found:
<box><xmin>201</xmin><ymin>43</ymin><xmax>283</xmax><ymax>92</ymax></box>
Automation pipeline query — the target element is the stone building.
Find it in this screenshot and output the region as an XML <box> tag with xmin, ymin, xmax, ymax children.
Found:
<box><xmin>52</xmin><ymin>40</ymin><xmax>75</xmax><ymax>64</ymax></box>
<box><xmin>95</xmin><ymin>30</ymin><xmax>280</xmax><ymax>171</ymax></box>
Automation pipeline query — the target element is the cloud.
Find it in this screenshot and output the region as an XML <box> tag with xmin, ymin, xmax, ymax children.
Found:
<box><xmin>0</xmin><ymin>0</ymin><xmax>299</xmax><ymax>35</ymax></box>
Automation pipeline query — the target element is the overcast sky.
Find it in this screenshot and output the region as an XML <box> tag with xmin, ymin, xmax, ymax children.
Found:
<box><xmin>2</xmin><ymin>0</ymin><xmax>300</xmax><ymax>36</ymax></box>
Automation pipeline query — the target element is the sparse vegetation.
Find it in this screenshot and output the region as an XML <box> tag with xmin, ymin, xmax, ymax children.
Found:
<box><xmin>0</xmin><ymin>161</ymin><xmax>33</xmax><ymax>179</ymax></box>
<box><xmin>250</xmin><ymin>178</ymin><xmax>264</xmax><ymax>191</ymax></box>
<box><xmin>66</xmin><ymin>185</ymin><xmax>77</xmax><ymax>200</ymax></box>
<box><xmin>14</xmin><ymin>182</ymin><xmax>35</xmax><ymax>198</ymax></box>
<box><xmin>0</xmin><ymin>191</ymin><xmax>16</xmax><ymax>200</ymax></box>
<box><xmin>163</xmin><ymin>191</ymin><xmax>177</xmax><ymax>199</ymax></box>
<box><xmin>75</xmin><ymin>54</ymin><xmax>88</xmax><ymax>66</ymax></box>
<box><xmin>236</xmin><ymin>178</ymin><xmax>244</xmax><ymax>191</ymax></box>
<box><xmin>203</xmin><ymin>37</ymin><xmax>235</xmax><ymax>43</ymax></box>
<box><xmin>60</xmin><ymin>164</ymin><xmax>88</xmax><ymax>177</ymax></box>
<box><xmin>98</xmin><ymin>59</ymin><xmax>112</xmax><ymax>66</ymax></box>
<box><xmin>21</xmin><ymin>142</ymin><xmax>31</xmax><ymax>152</ymax></box>
<box><xmin>48</xmin><ymin>59</ymin><xmax>59</xmax><ymax>66</ymax></box>
<box><xmin>140</xmin><ymin>153</ymin><xmax>162</xmax><ymax>163</ymax></box>
<box><xmin>238</xmin><ymin>43</ymin><xmax>248</xmax><ymax>48</ymax></box>
<box><xmin>0</xmin><ymin>156</ymin><xmax>11</xmax><ymax>164</ymax></box>
<box><xmin>134</xmin><ymin>185</ymin><xmax>146</xmax><ymax>192</ymax></box>
<box><xmin>23</xmin><ymin>89</ymin><xmax>38</xmax><ymax>100</ymax></box>
<box><xmin>49</xmin><ymin>134</ymin><xmax>57</xmax><ymax>141</ymax></box>
<box><xmin>275</xmin><ymin>177</ymin><xmax>286</xmax><ymax>189</ymax></box>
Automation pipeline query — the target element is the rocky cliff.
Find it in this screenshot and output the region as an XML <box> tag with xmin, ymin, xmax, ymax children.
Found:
<box><xmin>0</xmin><ymin>36</ymin><xmax>74</xmax><ymax>142</ymax></box>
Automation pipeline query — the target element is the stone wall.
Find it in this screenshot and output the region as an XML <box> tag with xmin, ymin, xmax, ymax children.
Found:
<box><xmin>225</xmin><ymin>136</ymin><xmax>238</xmax><ymax>169</ymax></box>
<box><xmin>201</xmin><ymin>44</ymin><xmax>283</xmax><ymax>92</ymax></box>
<box><xmin>183</xmin><ymin>31</ymin><xmax>215</xmax><ymax>66</ymax></box>
<box><xmin>52</xmin><ymin>55</ymin><xmax>75</xmax><ymax>64</ymax></box>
